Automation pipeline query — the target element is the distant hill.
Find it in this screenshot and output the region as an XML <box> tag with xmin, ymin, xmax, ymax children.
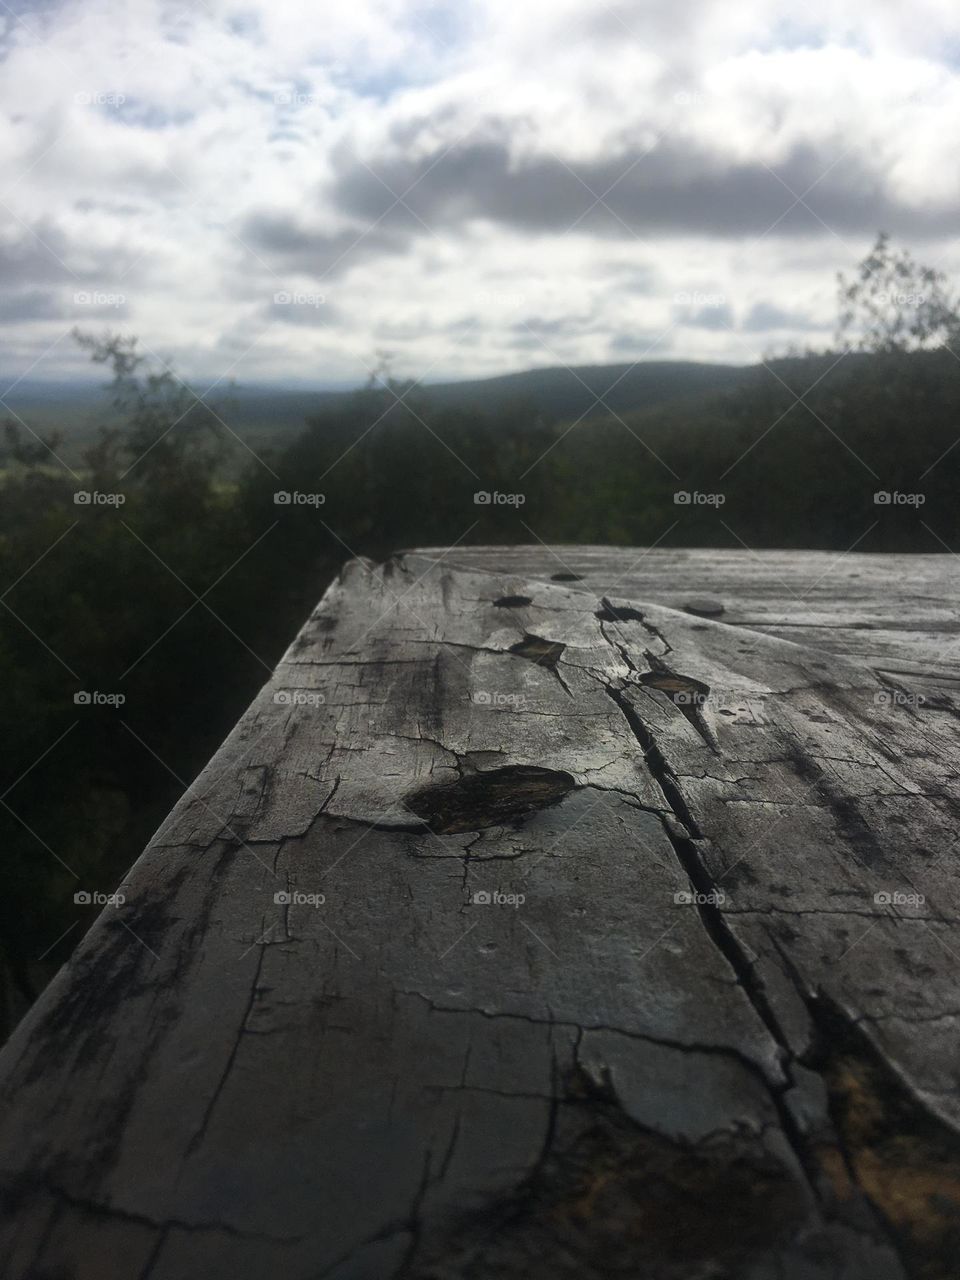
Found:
<box><xmin>416</xmin><ymin>360</ymin><xmax>748</xmax><ymax>418</ymax></box>
<box><xmin>226</xmin><ymin>360</ymin><xmax>749</xmax><ymax>433</ymax></box>
<box><xmin>2</xmin><ymin>360</ymin><xmax>750</xmax><ymax>461</ymax></box>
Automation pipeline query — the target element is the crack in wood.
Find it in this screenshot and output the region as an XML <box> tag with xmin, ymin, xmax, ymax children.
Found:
<box><xmin>803</xmin><ymin>996</ymin><xmax>960</xmax><ymax>1280</ymax></box>
<box><xmin>4</xmin><ymin>550</ymin><xmax>959</xmax><ymax>1280</ymax></box>
<box><xmin>405</xmin><ymin>1062</ymin><xmax>810</xmax><ymax>1279</ymax></box>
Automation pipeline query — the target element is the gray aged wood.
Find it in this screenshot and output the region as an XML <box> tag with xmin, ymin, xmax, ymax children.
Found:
<box><xmin>416</xmin><ymin>545</ymin><xmax>960</xmax><ymax>678</ymax></box>
<box><xmin>1</xmin><ymin>547</ymin><xmax>960</xmax><ymax>1279</ymax></box>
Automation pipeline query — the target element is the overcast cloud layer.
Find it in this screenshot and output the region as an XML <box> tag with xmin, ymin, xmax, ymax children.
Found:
<box><xmin>2</xmin><ymin>0</ymin><xmax>960</xmax><ymax>386</ymax></box>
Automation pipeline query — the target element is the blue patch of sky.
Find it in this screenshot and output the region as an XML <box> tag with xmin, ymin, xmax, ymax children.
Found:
<box><xmin>406</xmin><ymin>1</ymin><xmax>469</xmax><ymax>55</ymax></box>
<box><xmin>109</xmin><ymin>98</ymin><xmax>197</xmax><ymax>128</ymax></box>
<box><xmin>1</xmin><ymin>0</ymin><xmax>63</xmax><ymax>17</ymax></box>
<box><xmin>758</xmin><ymin>20</ymin><xmax>960</xmax><ymax>68</ymax></box>
<box><xmin>226</xmin><ymin>8</ymin><xmax>262</xmax><ymax>38</ymax></box>
<box><xmin>331</xmin><ymin>65</ymin><xmax>424</xmax><ymax>100</ymax></box>
<box><xmin>936</xmin><ymin>38</ymin><xmax>960</xmax><ymax>68</ymax></box>
<box><xmin>755</xmin><ymin>19</ymin><xmax>846</xmax><ymax>54</ymax></box>
<box><xmin>328</xmin><ymin>1</ymin><xmax>471</xmax><ymax>100</ymax></box>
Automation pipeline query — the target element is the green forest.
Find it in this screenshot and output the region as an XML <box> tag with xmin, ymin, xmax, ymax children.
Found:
<box><xmin>2</xmin><ymin>234</ymin><xmax>959</xmax><ymax>1034</ymax></box>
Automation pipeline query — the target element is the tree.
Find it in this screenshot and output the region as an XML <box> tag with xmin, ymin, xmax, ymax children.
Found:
<box><xmin>836</xmin><ymin>232</ymin><xmax>960</xmax><ymax>353</ymax></box>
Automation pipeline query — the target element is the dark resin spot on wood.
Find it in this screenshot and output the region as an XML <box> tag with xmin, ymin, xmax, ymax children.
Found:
<box><xmin>510</xmin><ymin>635</ymin><xmax>566</xmax><ymax>669</ymax></box>
<box><xmin>635</xmin><ymin>669</ymin><xmax>718</xmax><ymax>751</ymax></box>
<box><xmin>636</xmin><ymin>670</ymin><xmax>711</xmax><ymax>707</ymax></box>
<box><xmin>595</xmin><ymin>603</ymin><xmax>646</xmax><ymax>623</ymax></box>
<box><xmin>403</xmin><ymin>765</ymin><xmax>575</xmax><ymax>833</ymax></box>
<box><xmin>494</xmin><ymin>595</ymin><xmax>533</xmax><ymax>608</ymax></box>
<box><xmin>550</xmin><ymin>572</ymin><xmax>583</xmax><ymax>582</ymax></box>
<box><xmin>683</xmin><ymin>596</ymin><xmax>725</xmax><ymax>618</ymax></box>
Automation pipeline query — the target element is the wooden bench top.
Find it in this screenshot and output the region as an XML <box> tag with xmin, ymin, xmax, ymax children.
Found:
<box><xmin>1</xmin><ymin>547</ymin><xmax>958</xmax><ymax>1279</ymax></box>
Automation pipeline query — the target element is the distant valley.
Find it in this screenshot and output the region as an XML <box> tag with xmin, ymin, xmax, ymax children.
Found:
<box><xmin>2</xmin><ymin>360</ymin><xmax>751</xmax><ymax>462</ymax></box>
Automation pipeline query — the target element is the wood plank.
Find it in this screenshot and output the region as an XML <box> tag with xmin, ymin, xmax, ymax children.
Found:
<box><xmin>414</xmin><ymin>545</ymin><xmax>960</xmax><ymax>676</ymax></box>
<box><xmin>1</xmin><ymin>550</ymin><xmax>959</xmax><ymax>1278</ymax></box>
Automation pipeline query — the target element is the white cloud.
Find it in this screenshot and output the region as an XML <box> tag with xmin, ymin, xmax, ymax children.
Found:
<box><xmin>1</xmin><ymin>0</ymin><xmax>960</xmax><ymax>386</ymax></box>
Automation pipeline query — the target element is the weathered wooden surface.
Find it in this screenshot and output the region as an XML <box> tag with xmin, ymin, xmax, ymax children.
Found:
<box><xmin>1</xmin><ymin>547</ymin><xmax>960</xmax><ymax>1279</ymax></box>
<box><xmin>416</xmin><ymin>545</ymin><xmax>960</xmax><ymax>679</ymax></box>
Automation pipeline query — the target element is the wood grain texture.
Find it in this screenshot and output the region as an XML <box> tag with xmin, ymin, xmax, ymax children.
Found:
<box><xmin>1</xmin><ymin>547</ymin><xmax>959</xmax><ymax>1279</ymax></box>
<box><xmin>414</xmin><ymin>545</ymin><xmax>960</xmax><ymax>680</ymax></box>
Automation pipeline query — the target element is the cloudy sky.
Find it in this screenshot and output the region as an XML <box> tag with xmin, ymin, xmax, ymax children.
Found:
<box><xmin>2</xmin><ymin>0</ymin><xmax>960</xmax><ymax>388</ymax></box>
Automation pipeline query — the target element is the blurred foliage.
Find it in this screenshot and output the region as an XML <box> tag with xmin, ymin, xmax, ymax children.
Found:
<box><xmin>837</xmin><ymin>232</ymin><xmax>960</xmax><ymax>353</ymax></box>
<box><xmin>1</xmin><ymin>236</ymin><xmax>959</xmax><ymax>1033</ymax></box>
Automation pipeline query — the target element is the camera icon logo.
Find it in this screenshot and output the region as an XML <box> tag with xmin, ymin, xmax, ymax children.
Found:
<box><xmin>74</xmin><ymin>890</ymin><xmax>92</xmax><ymax>904</ymax></box>
<box><xmin>74</xmin><ymin>491</ymin><xmax>92</xmax><ymax>505</ymax></box>
<box><xmin>673</xmin><ymin>890</ymin><xmax>693</xmax><ymax>905</ymax></box>
<box><xmin>673</xmin><ymin>491</ymin><xmax>691</xmax><ymax>505</ymax></box>
<box><xmin>874</xmin><ymin>491</ymin><xmax>891</xmax><ymax>505</ymax></box>
<box><xmin>472</xmin><ymin>691</ymin><xmax>492</xmax><ymax>705</ymax></box>
<box><xmin>74</xmin><ymin>691</ymin><xmax>92</xmax><ymax>705</ymax></box>
<box><xmin>274</xmin><ymin>490</ymin><xmax>292</xmax><ymax>504</ymax></box>
<box><xmin>472</xmin><ymin>890</ymin><xmax>492</xmax><ymax>905</ymax></box>
<box><xmin>874</xmin><ymin>890</ymin><xmax>892</xmax><ymax>905</ymax></box>
<box><xmin>274</xmin><ymin>890</ymin><xmax>292</xmax><ymax>905</ymax></box>
<box><xmin>473</xmin><ymin>491</ymin><xmax>492</xmax><ymax>505</ymax></box>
